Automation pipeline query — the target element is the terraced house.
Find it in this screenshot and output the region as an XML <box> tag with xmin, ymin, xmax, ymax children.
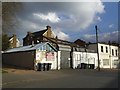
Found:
<box><xmin>22</xmin><ymin>26</ymin><xmax>80</xmax><ymax>69</ymax></box>
<box><xmin>87</xmin><ymin>43</ymin><xmax>119</xmax><ymax>69</ymax></box>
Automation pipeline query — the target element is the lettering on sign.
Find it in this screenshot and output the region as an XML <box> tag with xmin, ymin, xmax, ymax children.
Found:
<box><xmin>46</xmin><ymin>52</ymin><xmax>54</xmax><ymax>60</ymax></box>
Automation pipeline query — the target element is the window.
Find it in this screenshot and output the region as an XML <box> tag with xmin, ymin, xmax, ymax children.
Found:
<box><xmin>106</xmin><ymin>46</ymin><xmax>108</xmax><ymax>53</ymax></box>
<box><xmin>11</xmin><ymin>40</ymin><xmax>13</xmax><ymax>43</ymax></box>
<box><xmin>101</xmin><ymin>46</ymin><xmax>103</xmax><ymax>52</ymax></box>
<box><xmin>113</xmin><ymin>60</ymin><xmax>119</xmax><ymax>66</ymax></box>
<box><xmin>116</xmin><ymin>50</ymin><xmax>117</xmax><ymax>56</ymax></box>
<box><xmin>112</xmin><ymin>49</ymin><xmax>114</xmax><ymax>56</ymax></box>
<box><xmin>103</xmin><ymin>59</ymin><xmax>109</xmax><ymax>66</ymax></box>
<box><xmin>37</xmin><ymin>40</ymin><xmax>39</xmax><ymax>43</ymax></box>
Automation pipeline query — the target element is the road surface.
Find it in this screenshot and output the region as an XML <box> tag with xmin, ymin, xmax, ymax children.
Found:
<box><xmin>2</xmin><ymin>69</ymin><xmax>119</xmax><ymax>88</ymax></box>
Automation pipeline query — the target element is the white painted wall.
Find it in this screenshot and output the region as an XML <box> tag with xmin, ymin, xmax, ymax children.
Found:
<box><xmin>72</xmin><ymin>52</ymin><xmax>98</xmax><ymax>69</ymax></box>
<box><xmin>87</xmin><ymin>43</ymin><xmax>119</xmax><ymax>68</ymax></box>
<box><xmin>98</xmin><ymin>43</ymin><xmax>110</xmax><ymax>68</ymax></box>
<box><xmin>57</xmin><ymin>51</ymin><xmax>61</xmax><ymax>70</ymax></box>
<box><xmin>16</xmin><ymin>39</ymin><xmax>20</xmax><ymax>47</ymax></box>
<box><xmin>109</xmin><ymin>45</ymin><xmax>119</xmax><ymax>68</ymax></box>
<box><xmin>110</xmin><ymin>57</ymin><xmax>119</xmax><ymax>68</ymax></box>
<box><xmin>36</xmin><ymin>51</ymin><xmax>58</xmax><ymax>70</ymax></box>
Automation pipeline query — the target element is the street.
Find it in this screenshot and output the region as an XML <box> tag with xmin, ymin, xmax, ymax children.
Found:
<box><xmin>2</xmin><ymin>69</ymin><xmax>119</xmax><ymax>88</ymax></box>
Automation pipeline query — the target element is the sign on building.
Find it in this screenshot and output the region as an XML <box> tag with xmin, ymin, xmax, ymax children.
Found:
<box><xmin>46</xmin><ymin>52</ymin><xmax>54</xmax><ymax>60</ymax></box>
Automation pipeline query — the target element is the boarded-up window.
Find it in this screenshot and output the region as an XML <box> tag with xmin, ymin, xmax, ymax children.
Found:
<box><xmin>103</xmin><ymin>59</ymin><xmax>109</xmax><ymax>66</ymax></box>
<box><xmin>113</xmin><ymin>60</ymin><xmax>118</xmax><ymax>66</ymax></box>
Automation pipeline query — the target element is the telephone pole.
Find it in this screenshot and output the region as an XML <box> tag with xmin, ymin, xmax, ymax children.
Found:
<box><xmin>95</xmin><ymin>25</ymin><xmax>100</xmax><ymax>71</ymax></box>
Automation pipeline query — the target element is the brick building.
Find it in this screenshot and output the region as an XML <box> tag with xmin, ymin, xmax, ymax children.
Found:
<box><xmin>23</xmin><ymin>26</ymin><xmax>57</xmax><ymax>47</ymax></box>
<box><xmin>74</xmin><ymin>39</ymin><xmax>86</xmax><ymax>47</ymax></box>
<box><xmin>9</xmin><ymin>34</ymin><xmax>20</xmax><ymax>48</ymax></box>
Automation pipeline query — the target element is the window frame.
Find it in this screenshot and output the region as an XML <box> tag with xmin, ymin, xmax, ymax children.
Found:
<box><xmin>101</xmin><ymin>46</ymin><xmax>103</xmax><ymax>52</ymax></box>
<box><xmin>103</xmin><ymin>59</ymin><xmax>109</xmax><ymax>66</ymax></box>
<box><xmin>106</xmin><ymin>46</ymin><xmax>108</xmax><ymax>53</ymax></box>
<box><xmin>115</xmin><ymin>50</ymin><xmax>117</xmax><ymax>56</ymax></box>
<box><xmin>112</xmin><ymin>49</ymin><xmax>114</xmax><ymax>56</ymax></box>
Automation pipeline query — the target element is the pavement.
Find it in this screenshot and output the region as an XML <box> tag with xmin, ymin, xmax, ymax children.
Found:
<box><xmin>2</xmin><ymin>69</ymin><xmax>119</xmax><ymax>88</ymax></box>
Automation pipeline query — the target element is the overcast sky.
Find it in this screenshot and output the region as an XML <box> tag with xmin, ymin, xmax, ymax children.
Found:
<box><xmin>3</xmin><ymin>1</ymin><xmax>119</xmax><ymax>45</ymax></box>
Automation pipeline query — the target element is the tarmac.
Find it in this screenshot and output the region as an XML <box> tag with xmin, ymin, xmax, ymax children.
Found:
<box><xmin>2</xmin><ymin>68</ymin><xmax>119</xmax><ymax>88</ymax></box>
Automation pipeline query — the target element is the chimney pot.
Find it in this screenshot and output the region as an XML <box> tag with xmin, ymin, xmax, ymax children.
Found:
<box><xmin>27</xmin><ymin>32</ymin><xmax>31</xmax><ymax>34</ymax></box>
<box><xmin>46</xmin><ymin>26</ymin><xmax>51</xmax><ymax>38</ymax></box>
<box><xmin>46</xmin><ymin>25</ymin><xmax>51</xmax><ymax>29</ymax></box>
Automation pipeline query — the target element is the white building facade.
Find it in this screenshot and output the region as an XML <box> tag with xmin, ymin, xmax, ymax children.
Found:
<box><xmin>109</xmin><ymin>45</ymin><xmax>119</xmax><ymax>68</ymax></box>
<box><xmin>72</xmin><ymin>51</ymin><xmax>98</xmax><ymax>69</ymax></box>
<box><xmin>87</xmin><ymin>43</ymin><xmax>119</xmax><ymax>68</ymax></box>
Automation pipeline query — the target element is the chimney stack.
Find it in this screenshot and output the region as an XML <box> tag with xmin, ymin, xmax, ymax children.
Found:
<box><xmin>27</xmin><ymin>32</ymin><xmax>31</xmax><ymax>35</ymax></box>
<box><xmin>108</xmin><ymin>41</ymin><xmax>111</xmax><ymax>45</ymax></box>
<box><xmin>46</xmin><ymin>25</ymin><xmax>51</xmax><ymax>37</ymax></box>
<box><xmin>13</xmin><ymin>34</ymin><xmax>17</xmax><ymax>48</ymax></box>
<box><xmin>46</xmin><ymin>25</ymin><xmax>51</xmax><ymax>30</ymax></box>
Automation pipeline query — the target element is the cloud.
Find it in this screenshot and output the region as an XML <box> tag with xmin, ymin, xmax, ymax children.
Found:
<box><xmin>33</xmin><ymin>12</ymin><xmax>60</xmax><ymax>23</ymax></box>
<box><xmin>109</xmin><ymin>24</ymin><xmax>114</xmax><ymax>28</ymax></box>
<box><xmin>17</xmin><ymin>1</ymin><xmax>105</xmax><ymax>31</ymax></box>
<box><xmin>53</xmin><ymin>29</ymin><xmax>70</xmax><ymax>40</ymax></box>
<box><xmin>83</xmin><ymin>31</ymin><xmax>119</xmax><ymax>43</ymax></box>
<box><xmin>3</xmin><ymin>1</ymin><xmax>105</xmax><ymax>44</ymax></box>
<box><xmin>97</xmin><ymin>16</ymin><xmax>102</xmax><ymax>22</ymax></box>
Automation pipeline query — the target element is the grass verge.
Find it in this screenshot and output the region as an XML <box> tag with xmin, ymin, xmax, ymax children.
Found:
<box><xmin>0</xmin><ymin>69</ymin><xmax>8</xmax><ymax>74</ymax></box>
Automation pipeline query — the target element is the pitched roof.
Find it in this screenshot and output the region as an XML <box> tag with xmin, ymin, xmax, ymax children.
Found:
<box><xmin>74</xmin><ymin>39</ymin><xmax>86</xmax><ymax>44</ymax></box>
<box><xmin>23</xmin><ymin>29</ymin><xmax>47</xmax><ymax>40</ymax></box>
<box><xmin>4</xmin><ymin>42</ymin><xmax>57</xmax><ymax>53</ymax></box>
<box><xmin>43</xmin><ymin>36</ymin><xmax>81</xmax><ymax>48</ymax></box>
<box><xmin>9</xmin><ymin>36</ymin><xmax>13</xmax><ymax>39</ymax></box>
<box><xmin>32</xmin><ymin>29</ymin><xmax>47</xmax><ymax>36</ymax></box>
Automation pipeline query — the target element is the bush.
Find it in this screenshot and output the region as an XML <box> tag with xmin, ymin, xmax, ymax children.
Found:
<box><xmin>2</xmin><ymin>69</ymin><xmax>8</xmax><ymax>74</ymax></box>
